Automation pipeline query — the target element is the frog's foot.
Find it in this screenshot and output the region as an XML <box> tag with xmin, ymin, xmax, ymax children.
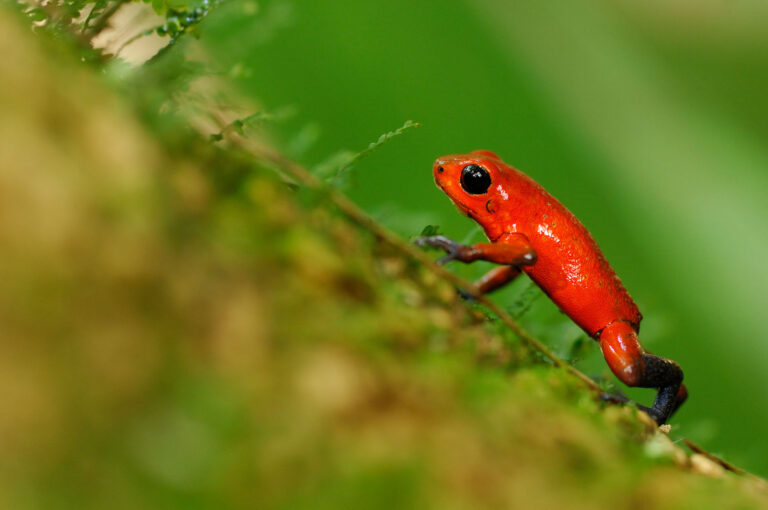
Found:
<box><xmin>599</xmin><ymin>391</ymin><xmax>631</xmax><ymax>405</ymax></box>
<box><xmin>456</xmin><ymin>287</ymin><xmax>476</xmax><ymax>302</ymax></box>
<box><xmin>414</xmin><ymin>235</ymin><xmax>469</xmax><ymax>265</ymax></box>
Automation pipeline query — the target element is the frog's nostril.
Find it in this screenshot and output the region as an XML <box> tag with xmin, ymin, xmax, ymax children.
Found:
<box><xmin>437</xmin><ymin>166</ymin><xmax>444</xmax><ymax>174</ymax></box>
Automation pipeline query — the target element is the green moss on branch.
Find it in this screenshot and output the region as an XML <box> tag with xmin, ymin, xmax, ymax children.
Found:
<box><xmin>0</xmin><ymin>9</ymin><xmax>766</xmax><ymax>510</ymax></box>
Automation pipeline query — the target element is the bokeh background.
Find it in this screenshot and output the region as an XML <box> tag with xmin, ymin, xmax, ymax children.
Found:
<box><xmin>196</xmin><ymin>0</ymin><xmax>768</xmax><ymax>475</ymax></box>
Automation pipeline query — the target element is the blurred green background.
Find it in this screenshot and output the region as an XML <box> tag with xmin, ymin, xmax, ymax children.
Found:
<box><xmin>197</xmin><ymin>0</ymin><xmax>768</xmax><ymax>475</ymax></box>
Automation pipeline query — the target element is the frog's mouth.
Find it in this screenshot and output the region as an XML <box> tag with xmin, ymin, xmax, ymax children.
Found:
<box><xmin>433</xmin><ymin>163</ymin><xmax>473</xmax><ymax>217</ymax></box>
<box><xmin>449</xmin><ymin>195</ymin><xmax>473</xmax><ymax>218</ymax></box>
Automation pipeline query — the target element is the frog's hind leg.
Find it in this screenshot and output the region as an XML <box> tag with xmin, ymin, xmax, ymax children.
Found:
<box><xmin>597</xmin><ymin>320</ymin><xmax>685</xmax><ymax>424</ymax></box>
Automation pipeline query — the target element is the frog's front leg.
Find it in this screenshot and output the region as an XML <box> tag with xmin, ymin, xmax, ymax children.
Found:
<box><xmin>598</xmin><ymin>320</ymin><xmax>687</xmax><ymax>424</ymax></box>
<box><xmin>415</xmin><ymin>233</ymin><xmax>536</xmax><ymax>296</ymax></box>
<box><xmin>415</xmin><ymin>233</ymin><xmax>537</xmax><ymax>266</ymax></box>
<box><xmin>475</xmin><ymin>266</ymin><xmax>521</xmax><ymax>294</ymax></box>
<box><xmin>447</xmin><ymin>266</ymin><xmax>522</xmax><ymax>301</ymax></box>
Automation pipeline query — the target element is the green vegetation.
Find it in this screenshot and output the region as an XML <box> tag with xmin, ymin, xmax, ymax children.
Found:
<box><xmin>3</xmin><ymin>1</ymin><xmax>768</xmax><ymax>508</ymax></box>
<box><xmin>195</xmin><ymin>1</ymin><xmax>768</xmax><ymax>476</ymax></box>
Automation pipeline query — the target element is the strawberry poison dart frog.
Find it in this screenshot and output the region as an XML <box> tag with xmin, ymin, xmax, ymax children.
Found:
<box><xmin>416</xmin><ymin>151</ymin><xmax>687</xmax><ymax>424</ymax></box>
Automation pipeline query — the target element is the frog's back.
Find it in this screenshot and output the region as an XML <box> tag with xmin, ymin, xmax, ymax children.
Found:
<box><xmin>499</xmin><ymin>164</ymin><xmax>642</xmax><ymax>335</ymax></box>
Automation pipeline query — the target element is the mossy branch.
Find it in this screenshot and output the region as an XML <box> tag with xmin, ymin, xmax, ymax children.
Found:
<box><xmin>213</xmin><ymin>118</ymin><xmax>599</xmax><ymax>389</ymax></box>
<box><xmin>210</xmin><ymin>115</ymin><xmax>766</xmax><ymax>482</ymax></box>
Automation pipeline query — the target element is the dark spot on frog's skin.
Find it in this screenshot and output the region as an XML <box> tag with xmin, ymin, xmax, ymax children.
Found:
<box><xmin>485</xmin><ymin>199</ymin><xmax>495</xmax><ymax>213</ymax></box>
<box><xmin>437</xmin><ymin>166</ymin><xmax>444</xmax><ymax>173</ymax></box>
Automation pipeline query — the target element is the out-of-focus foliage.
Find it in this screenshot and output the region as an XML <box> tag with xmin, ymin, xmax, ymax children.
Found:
<box><xmin>4</xmin><ymin>0</ymin><xmax>768</xmax><ymax>506</ymax></box>
<box><xmin>2</xmin><ymin>9</ymin><xmax>768</xmax><ymax>509</ymax></box>
<box><xmin>185</xmin><ymin>0</ymin><xmax>768</xmax><ymax>476</ymax></box>
<box><xmin>17</xmin><ymin>0</ymin><xmax>220</xmax><ymax>61</ymax></box>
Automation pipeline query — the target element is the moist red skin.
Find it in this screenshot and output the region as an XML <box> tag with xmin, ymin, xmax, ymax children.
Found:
<box><xmin>429</xmin><ymin>150</ymin><xmax>686</xmax><ymax>424</ymax></box>
<box><xmin>434</xmin><ymin>150</ymin><xmax>641</xmax><ymax>337</ymax></box>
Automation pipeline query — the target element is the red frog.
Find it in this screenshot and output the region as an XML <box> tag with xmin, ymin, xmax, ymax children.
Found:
<box><xmin>416</xmin><ymin>150</ymin><xmax>686</xmax><ymax>424</ymax></box>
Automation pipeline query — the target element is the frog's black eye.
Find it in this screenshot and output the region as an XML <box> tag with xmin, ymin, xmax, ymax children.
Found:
<box><xmin>460</xmin><ymin>164</ymin><xmax>491</xmax><ymax>195</ymax></box>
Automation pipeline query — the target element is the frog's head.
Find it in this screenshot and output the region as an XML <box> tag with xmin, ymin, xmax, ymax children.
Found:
<box><xmin>433</xmin><ymin>150</ymin><xmax>508</xmax><ymax>228</ymax></box>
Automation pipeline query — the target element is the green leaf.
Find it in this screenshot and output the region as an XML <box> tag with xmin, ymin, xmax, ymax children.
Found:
<box><xmin>334</xmin><ymin>120</ymin><xmax>420</xmax><ymax>178</ymax></box>
<box><xmin>419</xmin><ymin>225</ymin><xmax>441</xmax><ymax>237</ymax></box>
